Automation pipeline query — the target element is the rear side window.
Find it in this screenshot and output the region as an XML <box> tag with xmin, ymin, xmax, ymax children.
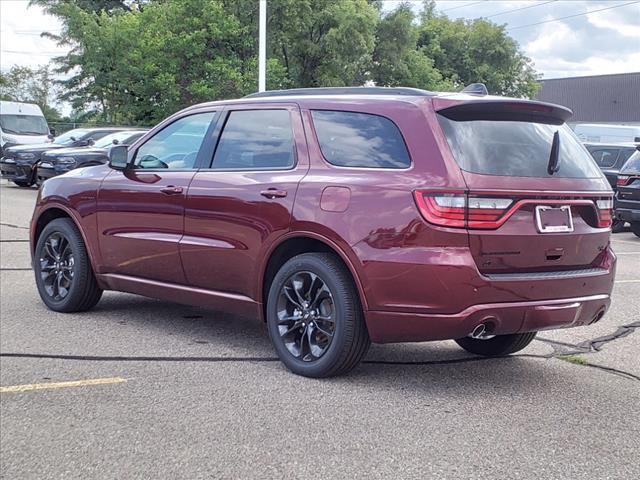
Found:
<box><xmin>437</xmin><ymin>116</ymin><xmax>602</xmax><ymax>178</ymax></box>
<box><xmin>212</xmin><ymin>110</ymin><xmax>294</xmax><ymax>170</ymax></box>
<box><xmin>620</xmin><ymin>151</ymin><xmax>640</xmax><ymax>173</ymax></box>
<box><xmin>311</xmin><ymin>110</ymin><xmax>410</xmax><ymax>168</ymax></box>
<box><xmin>588</xmin><ymin>148</ymin><xmax>619</xmax><ymax>168</ymax></box>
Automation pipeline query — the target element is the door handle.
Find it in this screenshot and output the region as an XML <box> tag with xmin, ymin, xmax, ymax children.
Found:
<box><xmin>260</xmin><ymin>189</ymin><xmax>288</xmax><ymax>199</ymax></box>
<box><xmin>160</xmin><ymin>185</ymin><xmax>184</xmax><ymax>195</ymax></box>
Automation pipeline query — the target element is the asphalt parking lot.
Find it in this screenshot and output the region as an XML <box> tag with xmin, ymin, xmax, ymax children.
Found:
<box><xmin>1</xmin><ymin>180</ymin><xmax>638</xmax><ymax>479</ymax></box>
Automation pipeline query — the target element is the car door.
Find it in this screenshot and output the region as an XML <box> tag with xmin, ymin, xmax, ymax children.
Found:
<box><xmin>181</xmin><ymin>104</ymin><xmax>309</xmax><ymax>302</ymax></box>
<box><xmin>97</xmin><ymin>110</ymin><xmax>219</xmax><ymax>284</ymax></box>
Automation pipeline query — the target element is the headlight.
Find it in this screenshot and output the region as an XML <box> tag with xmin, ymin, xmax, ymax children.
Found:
<box><xmin>16</xmin><ymin>152</ymin><xmax>35</xmax><ymax>160</ymax></box>
<box><xmin>57</xmin><ymin>156</ymin><xmax>77</xmax><ymax>166</ymax></box>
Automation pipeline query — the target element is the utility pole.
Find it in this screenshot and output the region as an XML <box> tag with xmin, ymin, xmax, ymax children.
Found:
<box><xmin>258</xmin><ymin>0</ymin><xmax>266</xmax><ymax>92</ymax></box>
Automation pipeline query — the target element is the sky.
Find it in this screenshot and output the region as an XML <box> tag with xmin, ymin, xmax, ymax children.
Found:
<box><xmin>1</xmin><ymin>0</ymin><xmax>638</xmax><ymax>81</ymax></box>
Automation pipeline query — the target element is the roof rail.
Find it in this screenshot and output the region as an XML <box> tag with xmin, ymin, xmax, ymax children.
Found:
<box><xmin>461</xmin><ymin>83</ymin><xmax>489</xmax><ymax>96</ymax></box>
<box><xmin>244</xmin><ymin>86</ymin><xmax>435</xmax><ymax>99</ymax></box>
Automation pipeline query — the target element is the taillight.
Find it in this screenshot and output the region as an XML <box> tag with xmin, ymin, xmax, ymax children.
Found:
<box><xmin>413</xmin><ymin>190</ymin><xmax>513</xmax><ymax>229</ymax></box>
<box><xmin>617</xmin><ymin>175</ymin><xmax>630</xmax><ymax>187</ymax></box>
<box><xmin>595</xmin><ymin>198</ymin><xmax>613</xmax><ymax>228</ymax></box>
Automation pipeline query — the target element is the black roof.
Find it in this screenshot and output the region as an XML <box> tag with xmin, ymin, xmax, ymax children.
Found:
<box><xmin>245</xmin><ymin>86</ymin><xmax>435</xmax><ymax>99</ymax></box>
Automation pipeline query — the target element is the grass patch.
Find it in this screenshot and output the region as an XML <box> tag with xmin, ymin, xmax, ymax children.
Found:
<box><xmin>557</xmin><ymin>354</ymin><xmax>588</xmax><ymax>365</ymax></box>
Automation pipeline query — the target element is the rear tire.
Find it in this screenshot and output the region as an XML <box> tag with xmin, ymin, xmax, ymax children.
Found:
<box><xmin>611</xmin><ymin>219</ymin><xmax>625</xmax><ymax>234</ymax></box>
<box><xmin>266</xmin><ymin>253</ymin><xmax>370</xmax><ymax>378</ymax></box>
<box><xmin>455</xmin><ymin>332</ymin><xmax>537</xmax><ymax>356</ymax></box>
<box><xmin>34</xmin><ymin>218</ymin><xmax>103</xmax><ymax>312</ymax></box>
<box><xmin>631</xmin><ymin>222</ymin><xmax>640</xmax><ymax>238</ymax></box>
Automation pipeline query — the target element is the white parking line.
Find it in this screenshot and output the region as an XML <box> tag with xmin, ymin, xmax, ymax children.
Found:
<box><xmin>615</xmin><ymin>279</ymin><xmax>640</xmax><ymax>284</ymax></box>
<box><xmin>612</xmin><ymin>239</ymin><xmax>640</xmax><ymax>246</ymax></box>
<box><xmin>614</xmin><ymin>252</ymin><xmax>640</xmax><ymax>255</ymax></box>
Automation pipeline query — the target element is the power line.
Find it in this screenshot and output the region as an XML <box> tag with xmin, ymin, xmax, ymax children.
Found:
<box><xmin>508</xmin><ymin>0</ymin><xmax>640</xmax><ymax>30</ymax></box>
<box><xmin>440</xmin><ymin>1</ymin><xmax>484</xmax><ymax>13</ymax></box>
<box><xmin>485</xmin><ymin>0</ymin><xmax>558</xmax><ymax>19</ymax></box>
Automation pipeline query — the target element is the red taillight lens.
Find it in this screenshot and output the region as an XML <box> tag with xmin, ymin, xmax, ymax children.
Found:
<box><xmin>595</xmin><ymin>198</ymin><xmax>613</xmax><ymax>228</ymax></box>
<box><xmin>413</xmin><ymin>191</ymin><xmax>513</xmax><ymax>229</ymax></box>
<box><xmin>413</xmin><ymin>191</ymin><xmax>466</xmax><ymax>228</ymax></box>
<box><xmin>617</xmin><ymin>175</ymin><xmax>630</xmax><ymax>187</ymax></box>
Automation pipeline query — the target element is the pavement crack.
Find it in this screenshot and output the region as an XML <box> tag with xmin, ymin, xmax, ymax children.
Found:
<box><xmin>576</xmin><ymin>321</ymin><xmax>640</xmax><ymax>352</ymax></box>
<box><xmin>0</xmin><ymin>222</ymin><xmax>28</xmax><ymax>230</ymax></box>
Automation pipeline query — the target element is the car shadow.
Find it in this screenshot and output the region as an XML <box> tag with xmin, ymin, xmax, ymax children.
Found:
<box><xmin>70</xmin><ymin>293</ymin><xmax>583</xmax><ymax>392</ymax></box>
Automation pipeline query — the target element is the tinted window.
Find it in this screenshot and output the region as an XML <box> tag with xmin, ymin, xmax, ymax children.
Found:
<box><xmin>438</xmin><ymin>116</ymin><xmax>602</xmax><ymax>178</ymax></box>
<box><xmin>135</xmin><ymin>112</ymin><xmax>215</xmax><ymax>169</ymax></box>
<box><xmin>311</xmin><ymin>110</ymin><xmax>410</xmax><ymax>168</ymax></box>
<box><xmin>618</xmin><ymin>148</ymin><xmax>636</xmax><ymax>165</ymax></box>
<box><xmin>589</xmin><ymin>148</ymin><xmax>619</xmax><ymax>168</ymax></box>
<box><xmin>212</xmin><ymin>110</ymin><xmax>294</xmax><ymax>170</ymax></box>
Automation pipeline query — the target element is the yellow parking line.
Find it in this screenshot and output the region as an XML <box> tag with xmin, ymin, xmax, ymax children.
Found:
<box><xmin>0</xmin><ymin>377</ymin><xmax>127</xmax><ymax>394</ymax></box>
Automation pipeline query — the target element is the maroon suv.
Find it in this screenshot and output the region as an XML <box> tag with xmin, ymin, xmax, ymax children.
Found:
<box><xmin>30</xmin><ymin>87</ymin><xmax>616</xmax><ymax>377</ymax></box>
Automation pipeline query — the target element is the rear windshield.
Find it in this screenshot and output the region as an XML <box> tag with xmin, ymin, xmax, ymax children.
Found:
<box><xmin>437</xmin><ymin>115</ymin><xmax>602</xmax><ymax>178</ymax></box>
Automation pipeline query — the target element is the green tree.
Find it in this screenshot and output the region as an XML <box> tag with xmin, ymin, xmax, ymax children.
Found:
<box><xmin>267</xmin><ymin>0</ymin><xmax>378</xmax><ymax>87</ymax></box>
<box><xmin>372</xmin><ymin>2</ymin><xmax>451</xmax><ymax>90</ymax></box>
<box><xmin>418</xmin><ymin>0</ymin><xmax>539</xmax><ymax>97</ymax></box>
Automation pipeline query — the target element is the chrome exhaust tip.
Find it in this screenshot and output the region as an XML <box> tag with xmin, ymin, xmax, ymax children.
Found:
<box><xmin>470</xmin><ymin>323</ymin><xmax>486</xmax><ymax>339</ymax></box>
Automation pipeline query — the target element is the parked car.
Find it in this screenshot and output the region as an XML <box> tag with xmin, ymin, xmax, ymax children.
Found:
<box><xmin>36</xmin><ymin>129</ymin><xmax>148</xmax><ymax>185</ymax></box>
<box><xmin>584</xmin><ymin>142</ymin><xmax>639</xmax><ymax>232</ymax></box>
<box><xmin>0</xmin><ymin>101</ymin><xmax>52</xmax><ymax>155</ymax></box>
<box><xmin>575</xmin><ymin>123</ymin><xmax>640</xmax><ymax>144</ymax></box>
<box><xmin>1</xmin><ymin>127</ymin><xmax>136</xmax><ymax>187</ymax></box>
<box><xmin>614</xmin><ymin>149</ymin><xmax>640</xmax><ymax>237</ymax></box>
<box><xmin>30</xmin><ymin>86</ymin><xmax>616</xmax><ymax>378</ymax></box>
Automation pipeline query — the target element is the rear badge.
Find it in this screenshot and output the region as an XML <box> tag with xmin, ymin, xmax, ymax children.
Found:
<box><xmin>535</xmin><ymin>205</ymin><xmax>574</xmax><ymax>233</ymax></box>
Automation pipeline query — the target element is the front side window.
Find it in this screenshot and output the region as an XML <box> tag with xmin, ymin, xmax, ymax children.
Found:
<box><xmin>311</xmin><ymin>110</ymin><xmax>411</xmax><ymax>168</ymax></box>
<box><xmin>134</xmin><ymin>112</ymin><xmax>216</xmax><ymax>169</ymax></box>
<box><xmin>437</xmin><ymin>116</ymin><xmax>602</xmax><ymax>178</ymax></box>
<box><xmin>212</xmin><ymin>110</ymin><xmax>294</xmax><ymax>170</ymax></box>
<box><xmin>620</xmin><ymin>151</ymin><xmax>640</xmax><ymax>173</ymax></box>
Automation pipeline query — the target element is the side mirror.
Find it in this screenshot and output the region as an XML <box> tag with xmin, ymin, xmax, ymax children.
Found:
<box><xmin>112</xmin><ymin>139</ymin><xmax>120</xmax><ymax>145</ymax></box>
<box><xmin>87</xmin><ymin>138</ymin><xmax>95</xmax><ymax>146</ymax></box>
<box><xmin>49</xmin><ymin>127</ymin><xmax>56</xmax><ymax>137</ymax></box>
<box><xmin>109</xmin><ymin>145</ymin><xmax>130</xmax><ymax>170</ymax></box>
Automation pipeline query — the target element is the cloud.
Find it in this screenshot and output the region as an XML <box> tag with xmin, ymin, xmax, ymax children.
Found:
<box><xmin>0</xmin><ymin>0</ymin><xmax>66</xmax><ymax>71</ymax></box>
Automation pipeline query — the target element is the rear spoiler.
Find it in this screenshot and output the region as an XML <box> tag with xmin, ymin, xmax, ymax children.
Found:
<box><xmin>434</xmin><ymin>99</ymin><xmax>573</xmax><ymax>125</ymax></box>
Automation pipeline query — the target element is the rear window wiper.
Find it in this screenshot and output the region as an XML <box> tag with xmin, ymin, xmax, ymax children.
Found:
<box><xmin>547</xmin><ymin>130</ymin><xmax>561</xmax><ymax>175</ymax></box>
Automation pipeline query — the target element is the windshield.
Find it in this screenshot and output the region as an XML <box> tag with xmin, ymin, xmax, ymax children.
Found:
<box><xmin>438</xmin><ymin>116</ymin><xmax>603</xmax><ymax>178</ymax></box>
<box><xmin>0</xmin><ymin>114</ymin><xmax>49</xmax><ymax>136</ymax></box>
<box><xmin>94</xmin><ymin>131</ymin><xmax>141</xmax><ymax>148</ymax></box>
<box><xmin>53</xmin><ymin>129</ymin><xmax>90</xmax><ymax>145</ymax></box>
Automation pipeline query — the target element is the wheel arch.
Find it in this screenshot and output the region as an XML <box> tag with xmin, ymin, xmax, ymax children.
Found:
<box><xmin>260</xmin><ymin>232</ymin><xmax>368</xmax><ymax>321</ymax></box>
<box><xmin>31</xmin><ymin>205</ymin><xmax>99</xmax><ymax>273</ymax></box>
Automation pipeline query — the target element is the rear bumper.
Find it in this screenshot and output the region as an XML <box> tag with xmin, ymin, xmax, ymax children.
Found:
<box><xmin>367</xmin><ymin>293</ymin><xmax>611</xmax><ymax>343</ymax></box>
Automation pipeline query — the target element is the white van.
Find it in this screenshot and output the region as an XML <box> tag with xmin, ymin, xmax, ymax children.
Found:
<box><xmin>574</xmin><ymin>123</ymin><xmax>640</xmax><ymax>144</ymax></box>
<box><xmin>0</xmin><ymin>101</ymin><xmax>52</xmax><ymax>154</ymax></box>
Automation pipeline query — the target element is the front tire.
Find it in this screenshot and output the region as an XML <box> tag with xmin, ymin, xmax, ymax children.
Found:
<box><xmin>266</xmin><ymin>253</ymin><xmax>370</xmax><ymax>378</ymax></box>
<box><xmin>13</xmin><ymin>180</ymin><xmax>32</xmax><ymax>187</ymax></box>
<box><xmin>455</xmin><ymin>332</ymin><xmax>537</xmax><ymax>356</ymax></box>
<box><xmin>34</xmin><ymin>218</ymin><xmax>103</xmax><ymax>312</ymax></box>
<box><xmin>611</xmin><ymin>219</ymin><xmax>625</xmax><ymax>234</ymax></box>
<box><xmin>631</xmin><ymin>222</ymin><xmax>640</xmax><ymax>238</ymax></box>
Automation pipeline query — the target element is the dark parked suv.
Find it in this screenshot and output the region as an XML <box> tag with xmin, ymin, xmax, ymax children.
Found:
<box><xmin>36</xmin><ymin>129</ymin><xmax>148</xmax><ymax>185</ymax></box>
<box><xmin>30</xmin><ymin>87</ymin><xmax>616</xmax><ymax>377</ymax></box>
<box><xmin>615</xmin><ymin>149</ymin><xmax>640</xmax><ymax>237</ymax></box>
<box><xmin>1</xmin><ymin>127</ymin><xmax>133</xmax><ymax>187</ymax></box>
